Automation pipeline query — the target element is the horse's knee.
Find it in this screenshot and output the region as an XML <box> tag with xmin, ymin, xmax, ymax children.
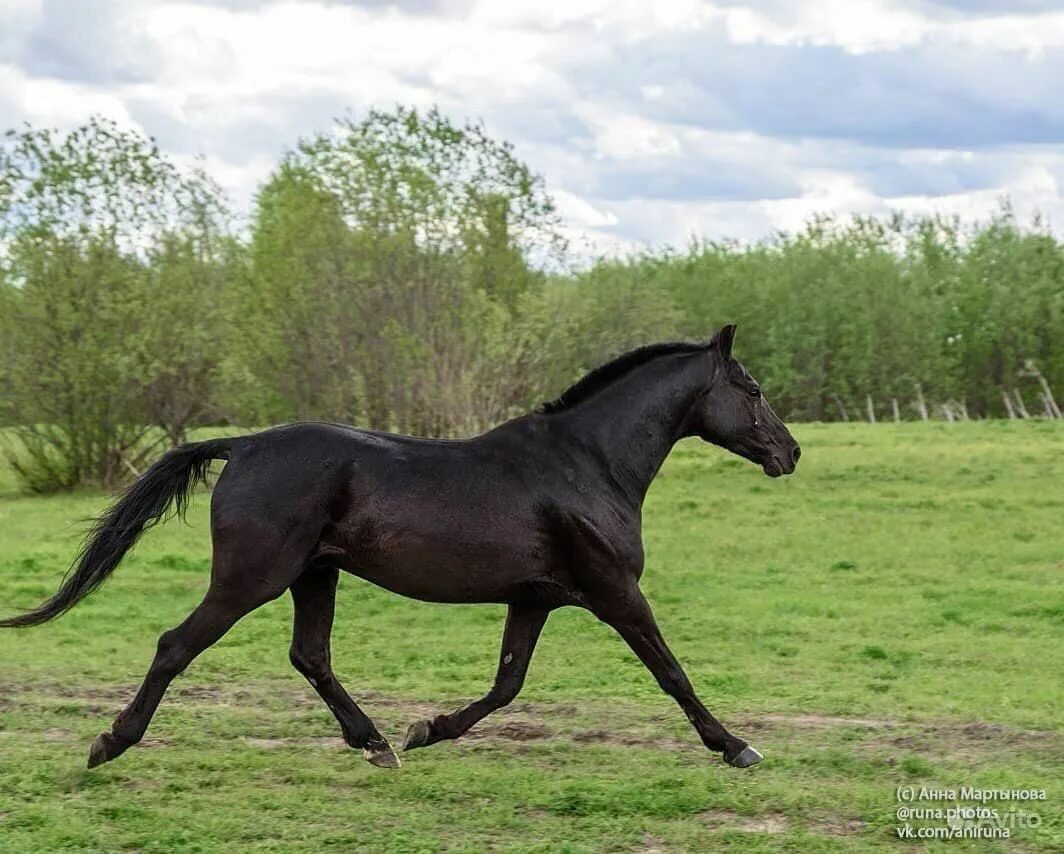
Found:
<box><xmin>289</xmin><ymin>645</ymin><xmax>329</xmax><ymax>684</ymax></box>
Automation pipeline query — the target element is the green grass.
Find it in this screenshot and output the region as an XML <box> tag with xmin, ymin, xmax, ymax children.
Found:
<box><xmin>0</xmin><ymin>422</ymin><xmax>1061</xmax><ymax>851</ymax></box>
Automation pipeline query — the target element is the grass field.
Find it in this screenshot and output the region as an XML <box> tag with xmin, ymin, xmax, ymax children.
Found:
<box><xmin>0</xmin><ymin>422</ymin><xmax>1061</xmax><ymax>851</ymax></box>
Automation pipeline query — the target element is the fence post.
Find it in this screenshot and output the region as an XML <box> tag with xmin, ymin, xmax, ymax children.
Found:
<box><xmin>1021</xmin><ymin>360</ymin><xmax>1061</xmax><ymax>418</ymax></box>
<box><xmin>1000</xmin><ymin>388</ymin><xmax>1016</xmax><ymax>419</ymax></box>
<box><xmin>1012</xmin><ymin>389</ymin><xmax>1030</xmax><ymax>419</ymax></box>
<box><xmin>831</xmin><ymin>393</ymin><xmax>849</xmax><ymax>422</ymax></box>
<box><xmin>914</xmin><ymin>382</ymin><xmax>929</xmax><ymax>422</ymax></box>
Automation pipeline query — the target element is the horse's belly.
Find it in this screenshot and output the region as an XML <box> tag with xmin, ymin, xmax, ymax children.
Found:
<box><xmin>331</xmin><ymin>519</ymin><xmax>541</xmax><ymax>604</ymax></box>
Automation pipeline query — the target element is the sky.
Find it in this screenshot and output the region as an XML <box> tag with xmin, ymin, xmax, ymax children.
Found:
<box><xmin>1</xmin><ymin>0</ymin><xmax>1063</xmax><ymax>254</ymax></box>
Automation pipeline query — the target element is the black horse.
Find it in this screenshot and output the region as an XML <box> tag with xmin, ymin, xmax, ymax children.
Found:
<box><xmin>1</xmin><ymin>324</ymin><xmax>799</xmax><ymax>771</ymax></box>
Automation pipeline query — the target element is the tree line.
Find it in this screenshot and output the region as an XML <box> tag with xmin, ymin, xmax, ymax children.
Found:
<box><xmin>1</xmin><ymin>109</ymin><xmax>1061</xmax><ymax>491</ymax></box>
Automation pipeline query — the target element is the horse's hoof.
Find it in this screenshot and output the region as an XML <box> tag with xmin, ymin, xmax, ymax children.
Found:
<box><xmin>402</xmin><ymin>720</ymin><xmax>433</xmax><ymax>752</ymax></box>
<box><xmin>363</xmin><ymin>743</ymin><xmax>401</xmax><ymax>769</ymax></box>
<box><xmin>87</xmin><ymin>732</ymin><xmax>122</xmax><ymax>769</ymax></box>
<box><xmin>725</xmin><ymin>744</ymin><xmax>764</xmax><ymax>768</ymax></box>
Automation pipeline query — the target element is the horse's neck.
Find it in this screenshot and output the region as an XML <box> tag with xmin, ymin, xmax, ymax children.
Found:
<box><xmin>562</xmin><ymin>353</ymin><xmax>709</xmax><ymax>506</ymax></box>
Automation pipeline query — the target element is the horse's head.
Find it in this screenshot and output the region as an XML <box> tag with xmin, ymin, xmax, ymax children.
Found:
<box><xmin>691</xmin><ymin>325</ymin><xmax>801</xmax><ymax>478</ymax></box>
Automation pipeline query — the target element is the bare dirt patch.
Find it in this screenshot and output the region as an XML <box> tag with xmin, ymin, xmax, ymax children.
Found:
<box><xmin>945</xmin><ymin>720</ymin><xmax>1056</xmax><ymax>746</ymax></box>
<box><xmin>701</xmin><ymin>809</ymin><xmax>789</xmax><ymax>833</ymax></box>
<box><xmin>849</xmin><ymin>719</ymin><xmax>1062</xmax><ymax>762</ymax></box>
<box><xmin>735</xmin><ymin>712</ymin><xmax>1061</xmax><ymax>761</ymax></box>
<box><xmin>571</xmin><ymin>729</ymin><xmax>691</xmax><ymax>753</ymax></box>
<box><xmin>812</xmin><ymin>818</ymin><xmax>869</xmax><ymax>836</ymax></box>
<box><xmin>172</xmin><ymin>685</ymin><xmax>226</xmax><ymax>702</ymax></box>
<box><xmin>472</xmin><ymin>721</ymin><xmax>553</xmax><ymax>742</ymax></box>
<box><xmin>735</xmin><ymin>713</ymin><xmax>894</xmax><ymax>731</ymax></box>
<box><xmin>6</xmin><ymin>680</ymin><xmax>1058</xmax><ymax>760</ymax></box>
<box><xmin>244</xmin><ymin>736</ymin><xmax>347</xmax><ymax>750</ymax></box>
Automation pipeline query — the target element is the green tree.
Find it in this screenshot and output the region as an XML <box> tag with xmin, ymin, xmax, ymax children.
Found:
<box><xmin>577</xmin><ymin>208</ymin><xmax>1063</xmax><ymax>421</ymax></box>
<box><xmin>222</xmin><ymin>162</ymin><xmax>359</xmax><ymax>424</ymax></box>
<box><xmin>228</xmin><ymin>106</ymin><xmax>565</xmax><ymax>434</ymax></box>
<box><xmin>0</xmin><ymin>117</ymin><xmax>229</xmax><ymax>490</ymax></box>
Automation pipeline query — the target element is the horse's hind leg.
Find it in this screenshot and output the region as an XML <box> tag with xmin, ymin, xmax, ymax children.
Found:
<box><xmin>289</xmin><ymin>566</ymin><xmax>399</xmax><ymax>768</ymax></box>
<box><xmin>87</xmin><ymin>576</ymin><xmax>286</xmax><ymax>768</ymax></box>
<box><xmin>403</xmin><ymin>603</ymin><xmax>548</xmax><ymax>752</ymax></box>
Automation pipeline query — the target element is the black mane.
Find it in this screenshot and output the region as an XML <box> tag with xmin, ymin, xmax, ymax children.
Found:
<box><xmin>537</xmin><ymin>341</ymin><xmax>709</xmax><ymax>415</ymax></box>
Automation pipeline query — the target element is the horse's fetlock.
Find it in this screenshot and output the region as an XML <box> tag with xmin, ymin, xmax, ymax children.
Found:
<box><xmin>109</xmin><ymin>726</ymin><xmax>139</xmax><ymax>747</ymax></box>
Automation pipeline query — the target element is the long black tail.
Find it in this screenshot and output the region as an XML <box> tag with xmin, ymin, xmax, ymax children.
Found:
<box><xmin>0</xmin><ymin>439</ymin><xmax>233</xmax><ymax>628</ymax></box>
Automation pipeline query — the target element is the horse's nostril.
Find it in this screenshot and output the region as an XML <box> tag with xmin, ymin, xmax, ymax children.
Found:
<box><xmin>791</xmin><ymin>446</ymin><xmax>802</xmax><ymax>464</ymax></box>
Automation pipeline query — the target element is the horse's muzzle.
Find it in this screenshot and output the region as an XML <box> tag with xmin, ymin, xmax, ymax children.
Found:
<box><xmin>763</xmin><ymin>444</ymin><xmax>800</xmax><ymax>477</ymax></box>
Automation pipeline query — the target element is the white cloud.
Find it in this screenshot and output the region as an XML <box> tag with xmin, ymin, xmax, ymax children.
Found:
<box><xmin>576</xmin><ymin>105</ymin><xmax>684</xmax><ymax>161</ymax></box>
<box><xmin>720</xmin><ymin>1</ymin><xmax>929</xmax><ymax>53</ymax></box>
<box><xmin>553</xmin><ymin>188</ymin><xmax>618</xmax><ymax>229</ymax></box>
<box><xmin>0</xmin><ymin>63</ymin><xmax>139</xmax><ymax>129</ymax></box>
<box><xmin>1</xmin><ymin>0</ymin><xmax>1062</xmax><ymax>251</ymax></box>
<box><xmin>712</xmin><ymin>1</ymin><xmax>1064</xmax><ymax>55</ymax></box>
<box><xmin>890</xmin><ymin>164</ymin><xmax>1063</xmax><ymax>227</ymax></box>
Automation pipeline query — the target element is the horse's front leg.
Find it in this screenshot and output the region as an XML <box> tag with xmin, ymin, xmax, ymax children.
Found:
<box><xmin>591</xmin><ymin>585</ymin><xmax>762</xmax><ymax>768</ymax></box>
<box><xmin>403</xmin><ymin>603</ymin><xmax>549</xmax><ymax>751</ymax></box>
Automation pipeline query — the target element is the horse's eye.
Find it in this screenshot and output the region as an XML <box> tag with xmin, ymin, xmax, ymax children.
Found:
<box><xmin>750</xmin><ymin>387</ymin><xmax>761</xmax><ymax>398</ymax></box>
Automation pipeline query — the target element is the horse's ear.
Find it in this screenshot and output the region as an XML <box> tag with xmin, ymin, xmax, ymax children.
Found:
<box><xmin>710</xmin><ymin>324</ymin><xmax>737</xmax><ymax>360</ymax></box>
